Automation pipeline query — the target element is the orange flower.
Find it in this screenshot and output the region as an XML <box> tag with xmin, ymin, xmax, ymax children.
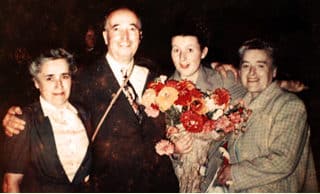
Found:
<box><xmin>156</xmin><ymin>86</ymin><xmax>179</xmax><ymax>111</ymax></box>
<box><xmin>190</xmin><ymin>97</ymin><xmax>208</xmax><ymax>115</ymax></box>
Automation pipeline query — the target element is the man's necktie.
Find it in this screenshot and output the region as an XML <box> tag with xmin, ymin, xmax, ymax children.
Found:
<box><xmin>121</xmin><ymin>68</ymin><xmax>143</xmax><ymax>124</ymax></box>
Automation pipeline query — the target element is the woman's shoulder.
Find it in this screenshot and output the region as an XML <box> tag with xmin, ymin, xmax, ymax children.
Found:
<box><xmin>271</xmin><ymin>85</ymin><xmax>307</xmax><ymax>113</ymax></box>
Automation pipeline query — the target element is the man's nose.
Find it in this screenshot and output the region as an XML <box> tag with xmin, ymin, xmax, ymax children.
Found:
<box><xmin>121</xmin><ymin>29</ymin><xmax>129</xmax><ymax>41</ymax></box>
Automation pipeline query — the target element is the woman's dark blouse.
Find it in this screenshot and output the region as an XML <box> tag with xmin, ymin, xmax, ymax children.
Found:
<box><xmin>3</xmin><ymin>102</ymin><xmax>92</xmax><ymax>192</ymax></box>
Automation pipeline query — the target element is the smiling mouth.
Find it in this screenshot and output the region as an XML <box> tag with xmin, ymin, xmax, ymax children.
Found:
<box><xmin>180</xmin><ymin>64</ymin><xmax>189</xmax><ymax>69</ymax></box>
<box><xmin>119</xmin><ymin>42</ymin><xmax>131</xmax><ymax>47</ymax></box>
<box><xmin>53</xmin><ymin>92</ymin><xmax>65</xmax><ymax>96</ymax></box>
<box><xmin>247</xmin><ymin>77</ymin><xmax>259</xmax><ymax>82</ymax></box>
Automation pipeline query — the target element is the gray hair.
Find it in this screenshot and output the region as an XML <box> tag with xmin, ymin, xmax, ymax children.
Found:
<box><xmin>29</xmin><ymin>48</ymin><xmax>77</xmax><ymax>78</ymax></box>
<box><xmin>238</xmin><ymin>38</ymin><xmax>276</xmax><ymax>68</ymax></box>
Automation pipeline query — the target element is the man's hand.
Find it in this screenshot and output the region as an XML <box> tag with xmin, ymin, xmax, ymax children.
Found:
<box><xmin>278</xmin><ymin>80</ymin><xmax>308</xmax><ymax>93</ymax></box>
<box><xmin>2</xmin><ymin>106</ymin><xmax>25</xmax><ymax>137</ymax></box>
<box><xmin>211</xmin><ymin>62</ymin><xmax>239</xmax><ymax>81</ymax></box>
<box><xmin>173</xmin><ymin>133</ymin><xmax>193</xmax><ymax>154</ymax></box>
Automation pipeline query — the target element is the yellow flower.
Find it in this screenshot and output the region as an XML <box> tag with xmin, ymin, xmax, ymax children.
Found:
<box><xmin>156</xmin><ymin>86</ymin><xmax>179</xmax><ymax>111</ymax></box>
<box><xmin>141</xmin><ymin>88</ymin><xmax>157</xmax><ymax>107</ymax></box>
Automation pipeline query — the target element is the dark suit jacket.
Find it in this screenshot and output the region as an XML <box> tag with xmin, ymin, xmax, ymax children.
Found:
<box><xmin>3</xmin><ymin>102</ymin><xmax>92</xmax><ymax>192</ymax></box>
<box><xmin>73</xmin><ymin>56</ymin><xmax>179</xmax><ymax>192</ymax></box>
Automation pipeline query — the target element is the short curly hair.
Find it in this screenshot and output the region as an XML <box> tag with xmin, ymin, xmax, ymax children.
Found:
<box><xmin>239</xmin><ymin>38</ymin><xmax>276</xmax><ymax>68</ymax></box>
<box><xmin>29</xmin><ymin>48</ymin><xmax>77</xmax><ymax>79</ymax></box>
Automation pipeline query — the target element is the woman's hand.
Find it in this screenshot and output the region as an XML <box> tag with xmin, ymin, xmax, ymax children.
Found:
<box><xmin>173</xmin><ymin>133</ymin><xmax>193</xmax><ymax>154</ymax></box>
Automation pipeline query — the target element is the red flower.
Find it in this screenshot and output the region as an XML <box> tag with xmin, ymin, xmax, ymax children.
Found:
<box><xmin>148</xmin><ymin>82</ymin><xmax>165</xmax><ymax>94</ymax></box>
<box><xmin>202</xmin><ymin>120</ymin><xmax>217</xmax><ymax>132</ymax></box>
<box><xmin>151</xmin><ymin>103</ymin><xmax>159</xmax><ymax>110</ymax></box>
<box><xmin>212</xmin><ymin>88</ymin><xmax>231</xmax><ymax>106</ymax></box>
<box><xmin>180</xmin><ymin>110</ymin><xmax>206</xmax><ymax>133</ymax></box>
<box><xmin>166</xmin><ymin>80</ymin><xmax>180</xmax><ymax>88</ymax></box>
<box><xmin>174</xmin><ymin>87</ymin><xmax>193</xmax><ymax>106</ymax></box>
<box><xmin>174</xmin><ymin>83</ymin><xmax>203</xmax><ymax>106</ymax></box>
<box><xmin>176</xmin><ymin>80</ymin><xmax>196</xmax><ymax>91</ymax></box>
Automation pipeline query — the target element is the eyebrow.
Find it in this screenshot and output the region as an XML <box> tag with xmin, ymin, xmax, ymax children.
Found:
<box><xmin>241</xmin><ymin>60</ymin><xmax>267</xmax><ymax>64</ymax></box>
<box><xmin>110</xmin><ymin>23</ymin><xmax>140</xmax><ymax>29</ymax></box>
<box><xmin>43</xmin><ymin>72</ymin><xmax>70</xmax><ymax>77</ymax></box>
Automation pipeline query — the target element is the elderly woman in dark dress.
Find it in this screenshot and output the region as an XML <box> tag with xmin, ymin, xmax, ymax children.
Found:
<box><xmin>2</xmin><ymin>48</ymin><xmax>91</xmax><ymax>192</ymax></box>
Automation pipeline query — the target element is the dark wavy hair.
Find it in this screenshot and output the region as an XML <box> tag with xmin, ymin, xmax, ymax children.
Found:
<box><xmin>170</xmin><ymin>17</ymin><xmax>210</xmax><ymax>50</ymax></box>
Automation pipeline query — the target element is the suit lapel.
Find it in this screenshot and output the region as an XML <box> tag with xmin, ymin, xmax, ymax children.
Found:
<box><xmin>31</xmin><ymin>102</ymin><xmax>71</xmax><ymax>183</ymax></box>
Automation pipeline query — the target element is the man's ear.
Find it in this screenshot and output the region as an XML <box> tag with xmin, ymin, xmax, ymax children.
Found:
<box><xmin>33</xmin><ymin>78</ymin><xmax>40</xmax><ymax>89</ymax></box>
<box><xmin>102</xmin><ymin>30</ymin><xmax>108</xmax><ymax>45</ymax></box>
<box><xmin>201</xmin><ymin>47</ymin><xmax>208</xmax><ymax>59</ymax></box>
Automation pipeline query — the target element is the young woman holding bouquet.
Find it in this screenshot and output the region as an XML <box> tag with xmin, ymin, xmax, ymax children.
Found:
<box><xmin>161</xmin><ymin>19</ymin><xmax>247</xmax><ymax>192</ymax></box>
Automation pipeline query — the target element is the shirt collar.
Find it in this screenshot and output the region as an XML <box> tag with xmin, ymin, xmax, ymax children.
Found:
<box><xmin>105</xmin><ymin>53</ymin><xmax>149</xmax><ymax>102</ymax></box>
<box><xmin>106</xmin><ymin>53</ymin><xmax>134</xmax><ymax>74</ymax></box>
<box><xmin>40</xmin><ymin>96</ymin><xmax>77</xmax><ymax>117</ymax></box>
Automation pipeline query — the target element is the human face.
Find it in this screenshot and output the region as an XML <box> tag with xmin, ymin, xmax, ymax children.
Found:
<box><xmin>103</xmin><ymin>9</ymin><xmax>142</xmax><ymax>64</ymax></box>
<box><xmin>34</xmin><ymin>59</ymin><xmax>71</xmax><ymax>108</ymax></box>
<box><xmin>171</xmin><ymin>35</ymin><xmax>208</xmax><ymax>81</ymax></box>
<box><xmin>85</xmin><ymin>29</ymin><xmax>96</xmax><ymax>49</ymax></box>
<box><xmin>240</xmin><ymin>49</ymin><xmax>277</xmax><ymax>98</ymax></box>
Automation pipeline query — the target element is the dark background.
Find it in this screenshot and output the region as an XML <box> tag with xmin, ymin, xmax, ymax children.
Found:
<box><xmin>0</xmin><ymin>0</ymin><xmax>319</xmax><ymax>187</ymax></box>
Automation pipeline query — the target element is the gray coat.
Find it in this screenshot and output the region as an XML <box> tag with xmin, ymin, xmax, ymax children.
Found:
<box><xmin>227</xmin><ymin>82</ymin><xmax>318</xmax><ymax>192</ymax></box>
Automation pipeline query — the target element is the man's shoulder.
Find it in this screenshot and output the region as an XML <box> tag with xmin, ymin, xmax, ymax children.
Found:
<box><xmin>135</xmin><ymin>57</ymin><xmax>160</xmax><ymax>80</ymax></box>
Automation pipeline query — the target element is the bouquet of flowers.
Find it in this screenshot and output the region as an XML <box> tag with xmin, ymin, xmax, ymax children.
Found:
<box><xmin>141</xmin><ymin>75</ymin><xmax>251</xmax><ymax>192</ymax></box>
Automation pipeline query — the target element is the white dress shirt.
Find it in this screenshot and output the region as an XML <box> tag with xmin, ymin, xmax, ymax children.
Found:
<box><xmin>40</xmin><ymin>96</ymin><xmax>89</xmax><ymax>182</ymax></box>
<box><xmin>106</xmin><ymin>54</ymin><xmax>149</xmax><ymax>103</ymax></box>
